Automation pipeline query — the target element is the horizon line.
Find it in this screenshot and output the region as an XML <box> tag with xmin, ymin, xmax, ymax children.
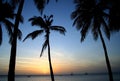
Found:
<box><xmin>0</xmin><ymin>72</ymin><xmax>119</xmax><ymax>76</ymax></box>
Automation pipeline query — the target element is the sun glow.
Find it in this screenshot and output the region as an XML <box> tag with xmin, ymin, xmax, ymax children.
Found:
<box><xmin>39</xmin><ymin>61</ymin><xmax>50</xmax><ymax>75</ymax></box>
<box><xmin>15</xmin><ymin>52</ymin><xmax>90</xmax><ymax>75</ymax></box>
<box><xmin>41</xmin><ymin>66</ymin><xmax>50</xmax><ymax>75</ymax></box>
<box><xmin>15</xmin><ymin>57</ymin><xmax>51</xmax><ymax>75</ymax></box>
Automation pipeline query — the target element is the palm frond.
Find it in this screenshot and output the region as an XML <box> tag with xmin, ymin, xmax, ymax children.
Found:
<box><xmin>81</xmin><ymin>21</ymin><xmax>91</xmax><ymax>42</ymax></box>
<box><xmin>92</xmin><ymin>29</ymin><xmax>99</xmax><ymax>41</ymax></box>
<box><xmin>23</xmin><ymin>30</ymin><xmax>44</xmax><ymax>42</ymax></box>
<box><xmin>0</xmin><ymin>25</ymin><xmax>2</xmax><ymax>45</ymax></box>
<box><xmin>73</xmin><ymin>16</ymin><xmax>83</xmax><ymax>30</ymax></box>
<box><xmin>47</xmin><ymin>0</ymin><xmax>49</xmax><ymax>4</ymax></box>
<box><xmin>34</xmin><ymin>0</ymin><xmax>58</xmax><ymax>14</ymax></box>
<box><xmin>29</xmin><ymin>16</ymin><xmax>46</xmax><ymax>28</ymax></box>
<box><xmin>71</xmin><ymin>11</ymin><xmax>78</xmax><ymax>20</ymax></box>
<box><xmin>44</xmin><ymin>14</ymin><xmax>53</xmax><ymax>26</ymax></box>
<box><xmin>102</xmin><ymin>18</ymin><xmax>110</xmax><ymax>40</ymax></box>
<box><xmin>34</xmin><ymin>0</ymin><xmax>48</xmax><ymax>14</ymax></box>
<box><xmin>40</xmin><ymin>39</ymin><xmax>48</xmax><ymax>57</ymax></box>
<box><xmin>9</xmin><ymin>0</ymin><xmax>20</xmax><ymax>9</ymax></box>
<box><xmin>2</xmin><ymin>19</ymin><xmax>14</xmax><ymax>37</ymax></box>
<box><xmin>48</xmin><ymin>15</ymin><xmax>53</xmax><ymax>21</ymax></box>
<box><xmin>9</xmin><ymin>29</ymin><xmax>22</xmax><ymax>44</ymax></box>
<box><xmin>17</xmin><ymin>29</ymin><xmax>22</xmax><ymax>40</ymax></box>
<box><xmin>14</xmin><ymin>14</ymin><xmax>24</xmax><ymax>23</ymax></box>
<box><xmin>50</xmin><ymin>26</ymin><xmax>66</xmax><ymax>35</ymax></box>
<box><xmin>9</xmin><ymin>33</ymin><xmax>13</xmax><ymax>45</ymax></box>
<box><xmin>20</xmin><ymin>15</ymin><xmax>24</xmax><ymax>23</ymax></box>
<box><xmin>3</xmin><ymin>2</ymin><xmax>14</xmax><ymax>19</ymax></box>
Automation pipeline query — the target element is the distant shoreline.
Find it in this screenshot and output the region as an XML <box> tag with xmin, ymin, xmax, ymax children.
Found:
<box><xmin>0</xmin><ymin>72</ymin><xmax>119</xmax><ymax>76</ymax></box>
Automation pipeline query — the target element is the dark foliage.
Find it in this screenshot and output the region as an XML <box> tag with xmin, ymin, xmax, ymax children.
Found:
<box><xmin>71</xmin><ymin>0</ymin><xmax>120</xmax><ymax>81</ymax></box>
<box><xmin>0</xmin><ymin>1</ymin><xmax>14</xmax><ymax>45</ymax></box>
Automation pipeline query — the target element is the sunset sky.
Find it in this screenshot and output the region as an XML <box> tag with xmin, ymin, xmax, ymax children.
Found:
<box><xmin>0</xmin><ymin>0</ymin><xmax>120</xmax><ymax>75</ymax></box>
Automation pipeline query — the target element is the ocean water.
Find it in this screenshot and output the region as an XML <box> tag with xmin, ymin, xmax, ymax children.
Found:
<box><xmin>0</xmin><ymin>74</ymin><xmax>120</xmax><ymax>81</ymax></box>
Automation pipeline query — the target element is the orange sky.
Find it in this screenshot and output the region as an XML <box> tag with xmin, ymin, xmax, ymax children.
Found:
<box><xmin>14</xmin><ymin>53</ymin><xmax>86</xmax><ymax>75</ymax></box>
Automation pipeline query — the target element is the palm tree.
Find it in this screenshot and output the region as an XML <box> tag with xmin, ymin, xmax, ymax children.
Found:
<box><xmin>23</xmin><ymin>14</ymin><xmax>66</xmax><ymax>81</ymax></box>
<box><xmin>8</xmin><ymin>0</ymin><xmax>49</xmax><ymax>81</ymax></box>
<box><xmin>71</xmin><ymin>0</ymin><xmax>114</xmax><ymax>81</ymax></box>
<box><xmin>8</xmin><ymin>0</ymin><xmax>24</xmax><ymax>81</ymax></box>
<box><xmin>0</xmin><ymin>1</ymin><xmax>14</xmax><ymax>45</ymax></box>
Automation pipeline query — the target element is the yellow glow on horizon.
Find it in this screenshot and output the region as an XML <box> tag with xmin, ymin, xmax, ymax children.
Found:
<box><xmin>15</xmin><ymin>56</ymin><xmax>74</xmax><ymax>75</ymax></box>
<box><xmin>16</xmin><ymin>57</ymin><xmax>51</xmax><ymax>75</ymax></box>
<box><xmin>40</xmin><ymin>66</ymin><xmax>50</xmax><ymax>74</ymax></box>
<box><xmin>15</xmin><ymin>52</ymin><xmax>92</xmax><ymax>75</ymax></box>
<box><xmin>39</xmin><ymin>60</ymin><xmax>50</xmax><ymax>75</ymax></box>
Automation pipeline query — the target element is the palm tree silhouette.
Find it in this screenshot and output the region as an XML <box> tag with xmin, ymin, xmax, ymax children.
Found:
<box><xmin>71</xmin><ymin>0</ymin><xmax>116</xmax><ymax>81</ymax></box>
<box><xmin>8</xmin><ymin>0</ymin><xmax>50</xmax><ymax>81</ymax></box>
<box><xmin>8</xmin><ymin>0</ymin><xmax>24</xmax><ymax>81</ymax></box>
<box><xmin>0</xmin><ymin>1</ymin><xmax>14</xmax><ymax>45</ymax></box>
<box><xmin>23</xmin><ymin>14</ymin><xmax>66</xmax><ymax>81</ymax></box>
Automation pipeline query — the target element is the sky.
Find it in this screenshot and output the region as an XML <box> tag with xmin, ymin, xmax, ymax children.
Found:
<box><xmin>0</xmin><ymin>0</ymin><xmax>120</xmax><ymax>75</ymax></box>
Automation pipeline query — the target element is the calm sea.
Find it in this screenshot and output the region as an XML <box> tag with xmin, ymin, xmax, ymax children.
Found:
<box><xmin>0</xmin><ymin>74</ymin><xmax>120</xmax><ymax>81</ymax></box>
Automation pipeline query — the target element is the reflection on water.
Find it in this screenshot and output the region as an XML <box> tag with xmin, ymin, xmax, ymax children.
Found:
<box><xmin>0</xmin><ymin>74</ymin><xmax>120</xmax><ymax>81</ymax></box>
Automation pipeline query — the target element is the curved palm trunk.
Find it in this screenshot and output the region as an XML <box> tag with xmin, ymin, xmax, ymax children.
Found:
<box><xmin>47</xmin><ymin>33</ymin><xmax>55</xmax><ymax>81</ymax></box>
<box><xmin>8</xmin><ymin>0</ymin><xmax>24</xmax><ymax>81</ymax></box>
<box><xmin>98</xmin><ymin>28</ymin><xmax>113</xmax><ymax>81</ymax></box>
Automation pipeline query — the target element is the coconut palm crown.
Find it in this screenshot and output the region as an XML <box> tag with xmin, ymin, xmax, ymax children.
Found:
<box><xmin>23</xmin><ymin>14</ymin><xmax>66</xmax><ymax>56</ymax></box>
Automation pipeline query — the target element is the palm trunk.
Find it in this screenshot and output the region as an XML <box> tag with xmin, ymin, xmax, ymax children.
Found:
<box><xmin>98</xmin><ymin>28</ymin><xmax>114</xmax><ymax>81</ymax></box>
<box><xmin>8</xmin><ymin>0</ymin><xmax>24</xmax><ymax>81</ymax></box>
<box><xmin>47</xmin><ymin>33</ymin><xmax>55</xmax><ymax>81</ymax></box>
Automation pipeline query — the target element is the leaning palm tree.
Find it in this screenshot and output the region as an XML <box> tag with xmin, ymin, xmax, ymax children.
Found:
<box><xmin>0</xmin><ymin>1</ymin><xmax>14</xmax><ymax>45</ymax></box>
<box><xmin>71</xmin><ymin>0</ymin><xmax>114</xmax><ymax>81</ymax></box>
<box><xmin>23</xmin><ymin>14</ymin><xmax>66</xmax><ymax>81</ymax></box>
